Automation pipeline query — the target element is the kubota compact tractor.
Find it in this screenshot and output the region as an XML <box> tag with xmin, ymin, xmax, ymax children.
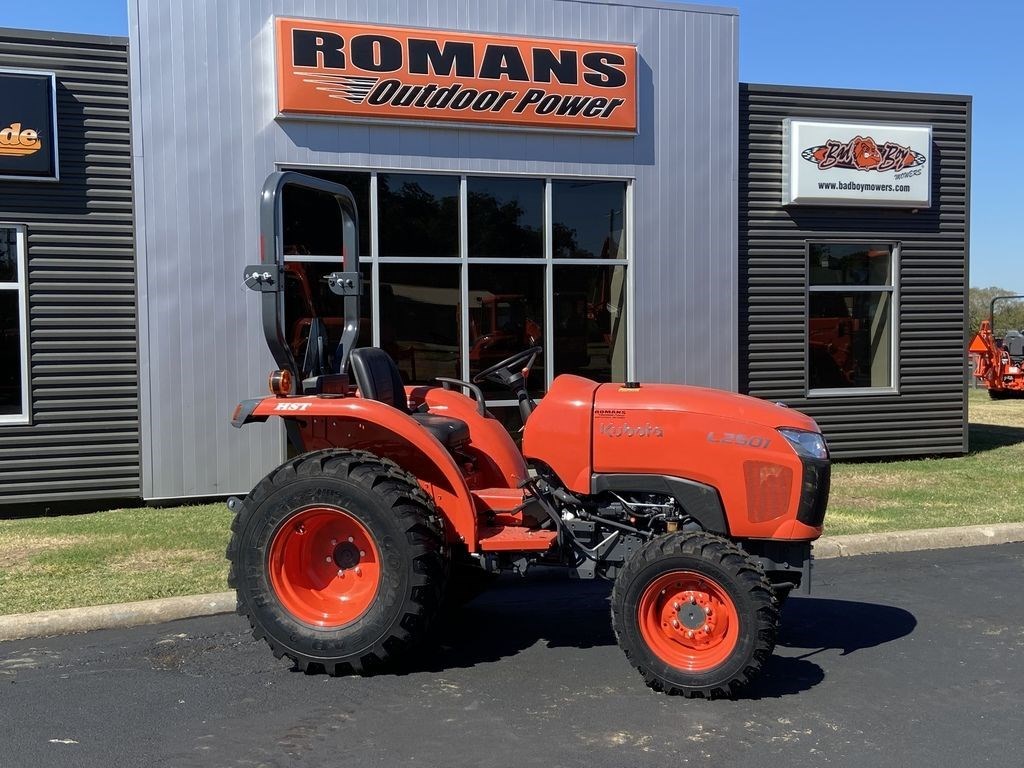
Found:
<box><xmin>228</xmin><ymin>173</ymin><xmax>830</xmax><ymax>698</ymax></box>
<box><xmin>970</xmin><ymin>294</ymin><xmax>1024</xmax><ymax>399</ymax></box>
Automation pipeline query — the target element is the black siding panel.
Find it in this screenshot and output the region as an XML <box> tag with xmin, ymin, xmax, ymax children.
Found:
<box><xmin>0</xmin><ymin>30</ymin><xmax>139</xmax><ymax>506</ymax></box>
<box><xmin>739</xmin><ymin>84</ymin><xmax>970</xmax><ymax>458</ymax></box>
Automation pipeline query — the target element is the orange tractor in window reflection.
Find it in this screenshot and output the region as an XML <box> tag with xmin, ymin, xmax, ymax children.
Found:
<box><xmin>970</xmin><ymin>295</ymin><xmax>1024</xmax><ymax>399</ymax></box>
<box><xmin>229</xmin><ymin>173</ymin><xmax>830</xmax><ymax>698</ymax></box>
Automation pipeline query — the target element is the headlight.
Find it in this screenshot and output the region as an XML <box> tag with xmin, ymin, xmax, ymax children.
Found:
<box><xmin>778</xmin><ymin>428</ymin><xmax>829</xmax><ymax>460</ymax></box>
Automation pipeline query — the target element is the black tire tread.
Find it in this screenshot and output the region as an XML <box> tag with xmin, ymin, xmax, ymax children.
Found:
<box><xmin>226</xmin><ymin>448</ymin><xmax>447</xmax><ymax>675</ymax></box>
<box><xmin>610</xmin><ymin>531</ymin><xmax>778</xmax><ymax>698</ymax></box>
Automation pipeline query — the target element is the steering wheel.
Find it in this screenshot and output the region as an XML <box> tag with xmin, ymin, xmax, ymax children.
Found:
<box><xmin>472</xmin><ymin>346</ymin><xmax>543</xmax><ymax>387</ymax></box>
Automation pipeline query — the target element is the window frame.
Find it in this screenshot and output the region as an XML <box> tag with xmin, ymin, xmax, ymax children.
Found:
<box><xmin>0</xmin><ymin>223</ymin><xmax>30</xmax><ymax>425</ymax></box>
<box><xmin>279</xmin><ymin>164</ymin><xmax>634</xmax><ymax>411</ymax></box>
<box><xmin>805</xmin><ymin>239</ymin><xmax>900</xmax><ymax>398</ymax></box>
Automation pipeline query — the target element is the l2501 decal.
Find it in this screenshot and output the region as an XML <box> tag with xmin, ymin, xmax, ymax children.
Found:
<box><xmin>801</xmin><ymin>135</ymin><xmax>926</xmax><ymax>173</ymax></box>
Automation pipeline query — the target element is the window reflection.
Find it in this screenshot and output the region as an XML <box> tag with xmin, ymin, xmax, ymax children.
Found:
<box><xmin>468</xmin><ymin>265</ymin><xmax>545</xmax><ymax>396</ymax></box>
<box><xmin>283</xmin><ymin>262</ymin><xmax>372</xmax><ymax>375</ymax></box>
<box><xmin>552</xmin><ymin>180</ymin><xmax>627</xmax><ymax>259</ymax></box>
<box><xmin>809</xmin><ymin>291</ymin><xmax>892</xmax><ymax>389</ymax></box>
<box><xmin>809</xmin><ymin>243</ymin><xmax>892</xmax><ymax>286</ymax></box>
<box><xmin>553</xmin><ymin>265</ymin><xmax>627</xmax><ymax>381</ymax></box>
<box><xmin>379</xmin><ymin>264</ymin><xmax>461</xmax><ymax>384</ymax></box>
<box><xmin>0</xmin><ymin>291</ymin><xmax>21</xmax><ymax>414</ymax></box>
<box><xmin>468</xmin><ymin>177</ymin><xmax>543</xmax><ymax>258</ymax></box>
<box><xmin>295</xmin><ymin>170</ymin><xmax>371</xmax><ymax>257</ymax></box>
<box><xmin>378</xmin><ymin>174</ymin><xmax>459</xmax><ymax>258</ymax></box>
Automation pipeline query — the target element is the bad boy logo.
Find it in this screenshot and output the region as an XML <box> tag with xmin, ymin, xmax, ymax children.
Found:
<box><xmin>801</xmin><ymin>135</ymin><xmax>926</xmax><ymax>173</ymax></box>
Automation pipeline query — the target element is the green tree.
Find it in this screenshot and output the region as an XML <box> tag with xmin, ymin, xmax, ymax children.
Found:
<box><xmin>969</xmin><ymin>286</ymin><xmax>1024</xmax><ymax>338</ymax></box>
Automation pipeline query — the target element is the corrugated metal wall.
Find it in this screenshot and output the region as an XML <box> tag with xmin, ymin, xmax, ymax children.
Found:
<box><xmin>130</xmin><ymin>0</ymin><xmax>739</xmax><ymax>499</ymax></box>
<box><xmin>0</xmin><ymin>29</ymin><xmax>139</xmax><ymax>505</ymax></box>
<box><xmin>739</xmin><ymin>83</ymin><xmax>970</xmax><ymax>458</ymax></box>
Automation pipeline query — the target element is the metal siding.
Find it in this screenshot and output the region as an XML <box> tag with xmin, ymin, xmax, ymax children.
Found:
<box><xmin>130</xmin><ymin>0</ymin><xmax>738</xmax><ymax>499</ymax></box>
<box><xmin>739</xmin><ymin>83</ymin><xmax>970</xmax><ymax>458</ymax></box>
<box><xmin>0</xmin><ymin>30</ymin><xmax>139</xmax><ymax>506</ymax></box>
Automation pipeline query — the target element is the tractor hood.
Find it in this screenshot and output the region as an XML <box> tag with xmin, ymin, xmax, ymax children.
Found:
<box><xmin>593</xmin><ymin>383</ymin><xmax>820</xmax><ymax>433</ymax></box>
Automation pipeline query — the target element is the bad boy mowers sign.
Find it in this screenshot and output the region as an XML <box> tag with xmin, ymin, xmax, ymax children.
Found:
<box><xmin>275</xmin><ymin>18</ymin><xmax>637</xmax><ymax>133</ymax></box>
<box><xmin>782</xmin><ymin>119</ymin><xmax>932</xmax><ymax>207</ymax></box>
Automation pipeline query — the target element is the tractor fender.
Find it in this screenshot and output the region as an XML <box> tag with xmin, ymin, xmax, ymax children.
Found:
<box><xmin>243</xmin><ymin>396</ymin><xmax>477</xmax><ymax>546</ymax></box>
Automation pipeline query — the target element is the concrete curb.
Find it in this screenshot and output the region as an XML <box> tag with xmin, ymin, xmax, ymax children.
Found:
<box><xmin>3</xmin><ymin>523</ymin><xmax>1024</xmax><ymax>642</ymax></box>
<box><xmin>0</xmin><ymin>591</ymin><xmax>235</xmax><ymax>642</ymax></box>
<box><xmin>813</xmin><ymin>522</ymin><xmax>1024</xmax><ymax>559</ymax></box>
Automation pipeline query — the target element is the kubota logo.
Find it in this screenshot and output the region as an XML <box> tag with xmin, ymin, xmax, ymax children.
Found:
<box><xmin>599</xmin><ymin>422</ymin><xmax>663</xmax><ymax>438</ymax></box>
<box><xmin>802</xmin><ymin>135</ymin><xmax>925</xmax><ymax>173</ymax></box>
<box><xmin>0</xmin><ymin>122</ymin><xmax>42</xmax><ymax>157</ymax></box>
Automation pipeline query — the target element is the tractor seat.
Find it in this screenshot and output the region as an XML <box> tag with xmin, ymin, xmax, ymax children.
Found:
<box><xmin>348</xmin><ymin>347</ymin><xmax>470</xmax><ymax>449</ymax></box>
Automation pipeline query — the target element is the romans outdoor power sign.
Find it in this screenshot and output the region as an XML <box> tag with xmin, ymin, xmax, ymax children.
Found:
<box><xmin>782</xmin><ymin>119</ymin><xmax>932</xmax><ymax>208</ymax></box>
<box><xmin>0</xmin><ymin>70</ymin><xmax>58</xmax><ymax>180</ymax></box>
<box><xmin>275</xmin><ymin>18</ymin><xmax>637</xmax><ymax>133</ymax></box>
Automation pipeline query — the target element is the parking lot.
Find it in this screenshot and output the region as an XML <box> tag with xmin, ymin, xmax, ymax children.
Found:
<box><xmin>3</xmin><ymin>543</ymin><xmax>1023</xmax><ymax>768</ymax></box>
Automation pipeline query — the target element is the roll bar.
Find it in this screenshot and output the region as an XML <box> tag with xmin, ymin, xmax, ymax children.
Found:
<box><xmin>242</xmin><ymin>171</ymin><xmax>361</xmax><ymax>393</ymax></box>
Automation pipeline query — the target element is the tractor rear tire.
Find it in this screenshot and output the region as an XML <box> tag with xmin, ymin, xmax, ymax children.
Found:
<box><xmin>611</xmin><ymin>532</ymin><xmax>778</xmax><ymax>698</ymax></box>
<box><xmin>227</xmin><ymin>449</ymin><xmax>447</xmax><ymax>675</ymax></box>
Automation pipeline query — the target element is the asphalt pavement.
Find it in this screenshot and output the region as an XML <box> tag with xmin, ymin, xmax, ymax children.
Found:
<box><xmin>2</xmin><ymin>544</ymin><xmax>1023</xmax><ymax>768</ymax></box>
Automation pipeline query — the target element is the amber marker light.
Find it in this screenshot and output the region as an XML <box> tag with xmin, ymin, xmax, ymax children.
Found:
<box><xmin>269</xmin><ymin>369</ymin><xmax>293</xmax><ymax>396</ymax></box>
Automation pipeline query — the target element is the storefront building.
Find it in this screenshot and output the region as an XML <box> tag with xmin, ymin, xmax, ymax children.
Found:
<box><xmin>0</xmin><ymin>0</ymin><xmax>970</xmax><ymax>506</ymax></box>
<box><xmin>0</xmin><ymin>28</ymin><xmax>138</xmax><ymax>505</ymax></box>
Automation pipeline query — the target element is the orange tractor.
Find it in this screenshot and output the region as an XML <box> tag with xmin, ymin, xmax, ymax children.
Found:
<box><xmin>229</xmin><ymin>173</ymin><xmax>830</xmax><ymax>697</ymax></box>
<box><xmin>969</xmin><ymin>295</ymin><xmax>1024</xmax><ymax>399</ymax></box>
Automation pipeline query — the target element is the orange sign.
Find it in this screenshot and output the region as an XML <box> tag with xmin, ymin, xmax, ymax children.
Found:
<box><xmin>0</xmin><ymin>123</ymin><xmax>42</xmax><ymax>156</ymax></box>
<box><xmin>275</xmin><ymin>18</ymin><xmax>637</xmax><ymax>133</ymax></box>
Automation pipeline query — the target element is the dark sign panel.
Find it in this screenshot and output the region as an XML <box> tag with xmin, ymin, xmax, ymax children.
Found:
<box><xmin>0</xmin><ymin>71</ymin><xmax>58</xmax><ymax>180</ymax></box>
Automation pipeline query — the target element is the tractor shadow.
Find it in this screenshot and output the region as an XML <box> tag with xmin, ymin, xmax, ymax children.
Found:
<box><xmin>405</xmin><ymin>575</ymin><xmax>916</xmax><ymax>698</ymax></box>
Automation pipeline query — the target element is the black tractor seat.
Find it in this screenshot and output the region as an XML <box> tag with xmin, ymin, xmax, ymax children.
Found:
<box><xmin>349</xmin><ymin>347</ymin><xmax>470</xmax><ymax>449</ymax></box>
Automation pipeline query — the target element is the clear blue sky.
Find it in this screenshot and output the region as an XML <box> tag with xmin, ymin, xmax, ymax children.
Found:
<box><xmin>4</xmin><ymin>0</ymin><xmax>1020</xmax><ymax>292</ymax></box>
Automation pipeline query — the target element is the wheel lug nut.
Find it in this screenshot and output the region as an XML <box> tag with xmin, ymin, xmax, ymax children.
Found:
<box><xmin>348</xmin><ymin>536</ymin><xmax>354</xmax><ymax>543</ymax></box>
<box><xmin>331</xmin><ymin>538</ymin><xmax>337</xmax><ymax>546</ymax></box>
<box><xmin>687</xmin><ymin>631</ymin><xmax>695</xmax><ymax>638</ymax></box>
<box><xmin>671</xmin><ymin>619</ymin><xmax>679</xmax><ymax>628</ymax></box>
<box><xmin>359</xmin><ymin>550</ymin><xmax>365</xmax><ymax>557</ymax></box>
<box><xmin>672</xmin><ymin>602</ymin><xmax>680</xmax><ymax>610</ymax></box>
<box><xmin>354</xmin><ymin>566</ymin><xmax>361</xmax><ymax>576</ymax></box>
<box><xmin>337</xmin><ymin>569</ymin><xmax>344</xmax><ymax>577</ymax></box>
<box><xmin>324</xmin><ymin>557</ymin><xmax>332</xmax><ymax>563</ymax></box>
<box><xmin>703</xmin><ymin>624</ymin><xmax>711</xmax><ymax>632</ymax></box>
<box><xmin>690</xmin><ymin>596</ymin><xmax>696</xmax><ymax>605</ymax></box>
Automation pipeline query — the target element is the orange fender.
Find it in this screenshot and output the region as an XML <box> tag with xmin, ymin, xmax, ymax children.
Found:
<box><xmin>247</xmin><ymin>396</ymin><xmax>477</xmax><ymax>546</ymax></box>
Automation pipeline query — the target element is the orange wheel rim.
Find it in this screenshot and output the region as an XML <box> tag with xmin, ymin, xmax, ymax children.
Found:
<box><xmin>637</xmin><ymin>570</ymin><xmax>740</xmax><ymax>672</ymax></box>
<box><xmin>268</xmin><ymin>506</ymin><xmax>381</xmax><ymax>628</ymax></box>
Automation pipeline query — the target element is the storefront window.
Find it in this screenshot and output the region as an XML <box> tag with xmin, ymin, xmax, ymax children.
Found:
<box><xmin>552</xmin><ymin>180</ymin><xmax>627</xmax><ymax>259</ymax></box>
<box><xmin>379</xmin><ymin>263</ymin><xmax>461</xmax><ymax>385</ymax></box>
<box><xmin>807</xmin><ymin>243</ymin><xmax>896</xmax><ymax>392</ymax></box>
<box><xmin>0</xmin><ymin>225</ymin><xmax>28</xmax><ymax>422</ymax></box>
<box><xmin>468</xmin><ymin>264</ymin><xmax>546</xmax><ymax>396</ymax></box>
<box><xmin>286</xmin><ymin>169</ymin><xmax>630</xmax><ymax>420</ymax></box>
<box><xmin>468</xmin><ymin>177</ymin><xmax>543</xmax><ymax>258</ymax></box>
<box><xmin>553</xmin><ymin>265</ymin><xmax>627</xmax><ymax>380</ymax></box>
<box><xmin>378</xmin><ymin>173</ymin><xmax>459</xmax><ymax>258</ymax></box>
<box><xmin>295</xmin><ymin>170</ymin><xmax>371</xmax><ymax>257</ymax></box>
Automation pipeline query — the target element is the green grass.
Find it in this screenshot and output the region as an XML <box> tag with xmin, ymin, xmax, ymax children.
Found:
<box><xmin>826</xmin><ymin>390</ymin><xmax>1024</xmax><ymax>535</ymax></box>
<box><xmin>0</xmin><ymin>503</ymin><xmax>232</xmax><ymax>615</ymax></box>
<box><xmin>1</xmin><ymin>389</ymin><xmax>1022</xmax><ymax>614</ymax></box>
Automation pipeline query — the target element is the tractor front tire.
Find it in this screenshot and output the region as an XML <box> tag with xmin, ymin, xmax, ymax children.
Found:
<box><xmin>227</xmin><ymin>449</ymin><xmax>447</xmax><ymax>675</ymax></box>
<box><xmin>611</xmin><ymin>532</ymin><xmax>778</xmax><ymax>698</ymax></box>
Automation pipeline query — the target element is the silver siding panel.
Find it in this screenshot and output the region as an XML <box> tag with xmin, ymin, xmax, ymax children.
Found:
<box><xmin>739</xmin><ymin>83</ymin><xmax>970</xmax><ymax>458</ymax></box>
<box><xmin>0</xmin><ymin>29</ymin><xmax>139</xmax><ymax>506</ymax></box>
<box><xmin>130</xmin><ymin>0</ymin><xmax>738</xmax><ymax>499</ymax></box>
